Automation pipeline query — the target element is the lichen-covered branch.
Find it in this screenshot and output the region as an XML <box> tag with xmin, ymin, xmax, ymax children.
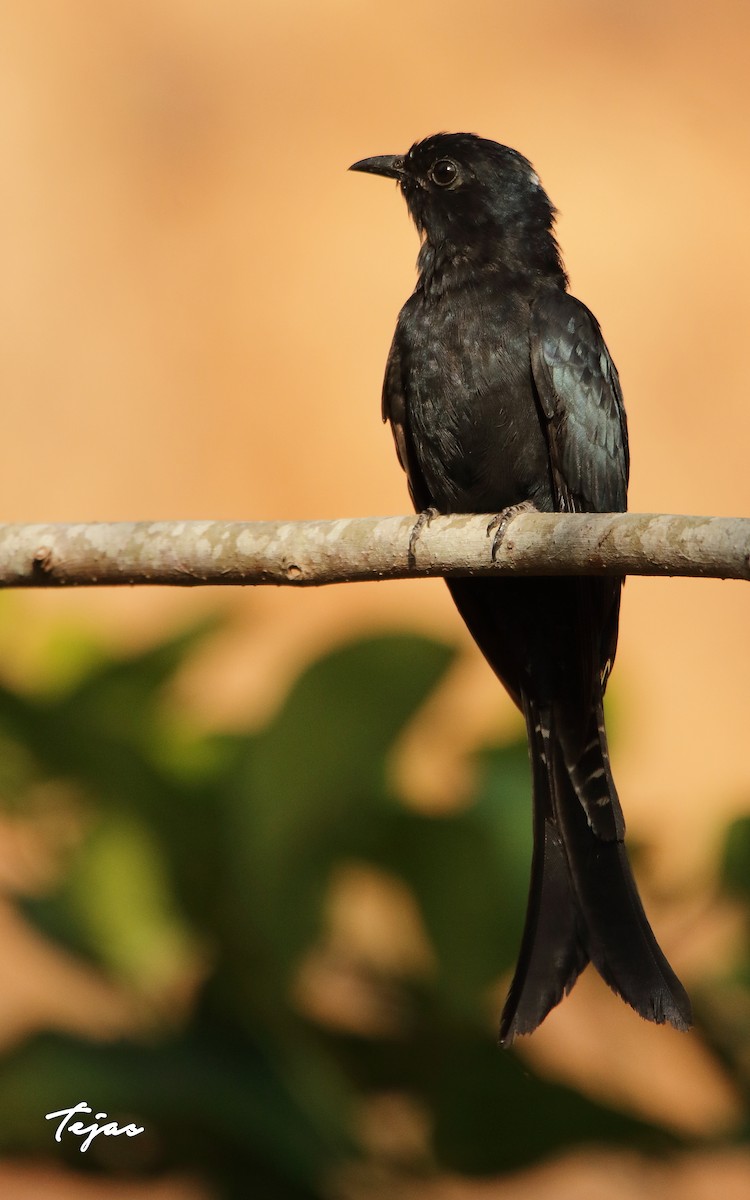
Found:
<box><xmin>0</xmin><ymin>513</ymin><xmax>746</xmax><ymax>589</ymax></box>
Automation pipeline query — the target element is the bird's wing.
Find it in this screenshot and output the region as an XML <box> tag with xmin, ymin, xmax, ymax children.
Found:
<box><xmin>382</xmin><ymin>330</ymin><xmax>433</xmax><ymax>512</ymax></box>
<box><xmin>530</xmin><ymin>290</ymin><xmax>629</xmax><ymax>515</ymax></box>
<box><xmin>530</xmin><ymin>289</ymin><xmax>628</xmax><ymax>695</ymax></box>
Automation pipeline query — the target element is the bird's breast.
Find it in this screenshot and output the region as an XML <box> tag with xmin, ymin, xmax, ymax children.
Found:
<box><xmin>398</xmin><ymin>290</ymin><xmax>553</xmax><ymax>514</ymax></box>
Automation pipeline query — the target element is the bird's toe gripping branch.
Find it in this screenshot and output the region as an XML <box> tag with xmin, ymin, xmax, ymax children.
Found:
<box><xmin>487</xmin><ymin>500</ymin><xmax>538</xmax><ymax>561</ymax></box>
<box><xmin>407</xmin><ymin>506</ymin><xmax>440</xmax><ymax>567</ymax></box>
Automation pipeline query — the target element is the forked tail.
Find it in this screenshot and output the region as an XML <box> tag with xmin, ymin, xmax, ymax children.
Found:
<box><xmin>499</xmin><ymin>697</ymin><xmax>692</xmax><ymax>1046</ymax></box>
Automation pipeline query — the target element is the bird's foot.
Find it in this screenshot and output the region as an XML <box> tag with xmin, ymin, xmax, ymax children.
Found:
<box><xmin>487</xmin><ymin>501</ymin><xmax>537</xmax><ymax>561</ymax></box>
<box><xmin>408</xmin><ymin>506</ymin><xmax>440</xmax><ymax>567</ymax></box>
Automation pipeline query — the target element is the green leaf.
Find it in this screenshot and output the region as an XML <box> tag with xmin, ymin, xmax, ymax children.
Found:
<box><xmin>721</xmin><ymin>815</ymin><xmax>750</xmax><ymax>901</ymax></box>
<box><xmin>223</xmin><ymin>635</ymin><xmax>456</xmax><ymax>974</ymax></box>
<box><xmin>427</xmin><ymin>1025</ymin><xmax>680</xmax><ymax>1173</ymax></box>
<box><xmin>349</xmin><ymin>738</ymin><xmax>530</xmax><ymax>1015</ymax></box>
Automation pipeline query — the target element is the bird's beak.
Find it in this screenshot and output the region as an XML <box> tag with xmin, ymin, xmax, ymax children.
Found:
<box><xmin>349</xmin><ymin>154</ymin><xmax>404</xmax><ymax>181</ymax></box>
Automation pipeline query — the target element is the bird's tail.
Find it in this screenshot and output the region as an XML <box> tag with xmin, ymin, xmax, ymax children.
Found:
<box><xmin>499</xmin><ymin>697</ymin><xmax>692</xmax><ymax>1046</ymax></box>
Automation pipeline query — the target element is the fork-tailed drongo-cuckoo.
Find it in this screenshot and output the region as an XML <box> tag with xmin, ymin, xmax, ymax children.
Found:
<box><xmin>350</xmin><ymin>133</ymin><xmax>691</xmax><ymax>1044</ymax></box>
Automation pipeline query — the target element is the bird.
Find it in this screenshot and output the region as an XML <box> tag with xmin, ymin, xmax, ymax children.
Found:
<box><xmin>350</xmin><ymin>132</ymin><xmax>691</xmax><ymax>1044</ymax></box>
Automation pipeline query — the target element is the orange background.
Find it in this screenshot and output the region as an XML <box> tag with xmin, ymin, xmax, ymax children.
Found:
<box><xmin>0</xmin><ymin>1</ymin><xmax>749</xmax><ymax>1195</ymax></box>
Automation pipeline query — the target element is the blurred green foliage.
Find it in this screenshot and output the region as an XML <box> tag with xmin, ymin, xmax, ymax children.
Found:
<box><xmin>0</xmin><ymin>615</ymin><xmax>745</xmax><ymax>1195</ymax></box>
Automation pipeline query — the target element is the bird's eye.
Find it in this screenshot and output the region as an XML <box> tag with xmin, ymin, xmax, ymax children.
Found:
<box><xmin>429</xmin><ymin>158</ymin><xmax>459</xmax><ymax>187</ymax></box>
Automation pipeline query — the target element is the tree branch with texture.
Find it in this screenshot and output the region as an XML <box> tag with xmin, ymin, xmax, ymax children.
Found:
<box><xmin>0</xmin><ymin>513</ymin><xmax>747</xmax><ymax>588</ymax></box>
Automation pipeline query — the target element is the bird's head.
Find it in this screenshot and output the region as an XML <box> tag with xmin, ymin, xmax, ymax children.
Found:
<box><xmin>350</xmin><ymin>132</ymin><xmax>563</xmax><ymax>281</ymax></box>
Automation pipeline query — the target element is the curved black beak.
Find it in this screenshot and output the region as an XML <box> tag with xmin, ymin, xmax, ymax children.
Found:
<box><xmin>349</xmin><ymin>154</ymin><xmax>404</xmax><ymax>181</ymax></box>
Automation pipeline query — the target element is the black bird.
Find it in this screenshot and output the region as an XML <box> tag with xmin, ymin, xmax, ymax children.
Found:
<box><xmin>350</xmin><ymin>133</ymin><xmax>691</xmax><ymax>1044</ymax></box>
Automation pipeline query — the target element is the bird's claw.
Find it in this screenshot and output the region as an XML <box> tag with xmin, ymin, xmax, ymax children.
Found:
<box><xmin>408</xmin><ymin>507</ymin><xmax>439</xmax><ymax>566</ymax></box>
<box><xmin>487</xmin><ymin>501</ymin><xmax>536</xmax><ymax>561</ymax></box>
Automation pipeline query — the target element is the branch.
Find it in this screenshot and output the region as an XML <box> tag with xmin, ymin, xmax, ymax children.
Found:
<box><xmin>0</xmin><ymin>513</ymin><xmax>747</xmax><ymax>588</ymax></box>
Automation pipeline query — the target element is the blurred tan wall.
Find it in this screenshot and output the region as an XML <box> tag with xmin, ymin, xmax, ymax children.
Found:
<box><xmin>0</xmin><ymin>0</ymin><xmax>748</xmax><ymax>889</ymax></box>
